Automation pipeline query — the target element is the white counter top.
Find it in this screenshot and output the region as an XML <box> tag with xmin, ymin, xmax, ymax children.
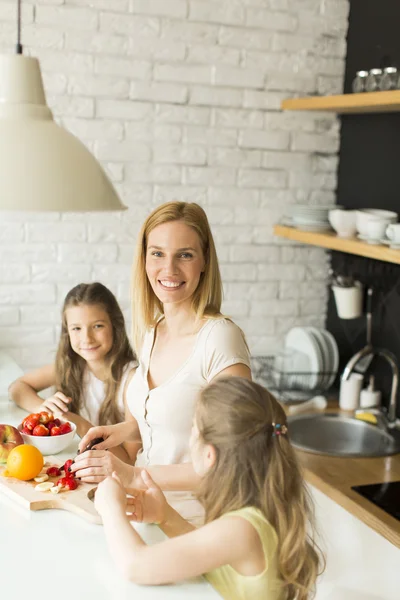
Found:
<box><xmin>1</xmin><ymin>401</ymin><xmax>399</xmax><ymax>600</ymax></box>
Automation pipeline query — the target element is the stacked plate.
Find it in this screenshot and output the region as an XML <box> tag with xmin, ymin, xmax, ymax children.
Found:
<box><xmin>275</xmin><ymin>327</ymin><xmax>339</xmax><ymax>401</ymax></box>
<box><xmin>286</xmin><ymin>205</ymin><xmax>337</xmax><ymax>232</ymax></box>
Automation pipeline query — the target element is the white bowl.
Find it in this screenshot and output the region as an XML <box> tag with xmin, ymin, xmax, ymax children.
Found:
<box><xmin>356</xmin><ymin>209</ymin><xmax>397</xmax><ymax>236</ymax></box>
<box><xmin>18</xmin><ymin>420</ymin><xmax>76</xmax><ymax>456</ymax></box>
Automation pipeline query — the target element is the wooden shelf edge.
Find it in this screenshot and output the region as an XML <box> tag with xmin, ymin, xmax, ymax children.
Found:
<box><xmin>281</xmin><ymin>90</ymin><xmax>400</xmax><ymax>114</ymax></box>
<box><xmin>273</xmin><ymin>225</ymin><xmax>400</xmax><ymax>265</ymax></box>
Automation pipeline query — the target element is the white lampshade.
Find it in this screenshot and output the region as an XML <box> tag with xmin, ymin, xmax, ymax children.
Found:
<box><xmin>0</xmin><ymin>54</ymin><xmax>126</xmax><ymax>212</ymax></box>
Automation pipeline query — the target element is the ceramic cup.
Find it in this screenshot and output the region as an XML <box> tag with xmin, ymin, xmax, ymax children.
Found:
<box><xmin>386</xmin><ymin>223</ymin><xmax>400</xmax><ymax>243</ymax></box>
<box><xmin>356</xmin><ymin>209</ymin><xmax>397</xmax><ymax>236</ymax></box>
<box><xmin>339</xmin><ymin>373</ymin><xmax>364</xmax><ymax>410</ymax></box>
<box><xmin>332</xmin><ymin>281</ymin><xmax>363</xmax><ymax>319</ymax></box>
<box><xmin>366</xmin><ymin>218</ymin><xmax>390</xmax><ymax>241</ymax></box>
<box><xmin>328</xmin><ymin>209</ymin><xmax>358</xmax><ymax>238</ymax></box>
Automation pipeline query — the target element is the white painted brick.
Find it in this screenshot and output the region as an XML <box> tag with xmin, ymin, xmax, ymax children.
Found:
<box><xmin>212</xmin><ymin>225</ymin><xmax>253</xmax><ymax>245</ymax></box>
<box><xmin>130</xmin><ymin>0</ymin><xmax>187</xmax><ymax>18</ymax></box>
<box><xmin>225</xmin><ymin>282</ymin><xmax>279</xmax><ymax>301</ymax></box>
<box><xmin>234</xmin><ymin>207</ymin><xmax>279</xmax><ymax>227</ymax></box>
<box><xmin>26</xmin><ymin>223</ymin><xmax>86</xmax><ymax>243</ymax></box>
<box><xmin>314</xmin><ymin>36</ymin><xmax>347</xmax><ymax>58</ymax></box>
<box><xmin>218</xmin><ymin>25</ymin><xmax>272</xmax><ymax>51</ymax></box>
<box><xmin>0</xmin><ymin>223</ymin><xmax>24</xmax><ymax>242</ymax></box>
<box><xmin>62</xmin><ymin>118</ymin><xmax>124</xmax><ymax>142</ymax></box>
<box><xmin>31</xmin><ymin>264</ymin><xmax>91</xmax><ymax>284</ymax></box>
<box><xmin>291</xmin><ymin>132</ymin><xmax>340</xmax><ymax>153</ymax></box>
<box><xmin>130</xmin><ymin>82</ymin><xmax>188</xmax><ymax>104</ymax></box>
<box><xmin>36</xmin><ymin>50</ymin><xmax>94</xmax><ymax>75</ymax></box>
<box><xmin>260</xmin><ymin>189</ymin><xmax>297</xmax><ymax>207</ymax></box>
<box><xmin>221</xmin><ymin>264</ymin><xmax>257</xmax><ymax>282</ymax></box>
<box><xmin>184</xmin><ymin>166</ymin><xmax>236</xmax><ymax>186</ymax></box>
<box><xmin>186</xmin><ymin>45</ymin><xmax>240</xmax><ymax>66</ymax></box>
<box><xmin>0</xmin><ymin>2</ymin><xmax>33</xmax><ymax>23</ymax></box>
<box><xmin>58</xmin><ymin>244</ymin><xmax>118</xmax><ymax>264</ymax></box>
<box><xmin>95</xmin><ymin>57</ymin><xmax>151</xmax><ymax>80</ymax></box>
<box><xmin>213</xmin><ymin>66</ymin><xmax>265</xmax><ymax>89</ymax></box>
<box><xmin>36</xmin><ymin>5</ymin><xmax>98</xmax><ymax>30</ymax></box>
<box><xmin>96</xmin><ymin>140</ymin><xmax>151</xmax><ymax>162</ymax></box>
<box><xmin>208</xmin><ymin>188</ymin><xmax>259</xmax><ymax>208</ymax></box>
<box><xmin>23</xmin><ymin>25</ymin><xmax>64</xmax><ymax>49</ymax></box>
<box><xmin>246</xmin><ymin>8</ymin><xmax>297</xmax><ymax>31</ymax></box>
<box><xmin>155</xmin><ymin>64</ymin><xmax>212</xmax><ymax>85</ymax></box>
<box><xmin>68</xmin><ymin>74</ymin><xmax>130</xmax><ymax>98</ymax></box>
<box><xmin>100</xmin><ymin>12</ymin><xmax>159</xmax><ymax>36</ymax></box>
<box><xmin>262</xmin><ymin>151</ymin><xmax>310</xmax><ymax>170</ymax></box>
<box><xmin>117</xmin><ymin>244</ymin><xmax>136</xmax><ymax>264</ymax></box>
<box><xmin>65</xmin><ymin>31</ymin><xmax>128</xmax><ymax>55</ymax></box>
<box><xmin>258</xmin><ymin>264</ymin><xmax>306</xmax><ymax>281</ymax></box>
<box><xmin>154</xmin><ymin>145</ymin><xmax>207</xmax><ymax>166</ymax></box>
<box><xmin>114</xmin><ymin>184</ymin><xmax>152</xmax><ymax>208</ymax></box>
<box><xmin>299</xmin><ymin>298</ymin><xmax>327</xmax><ymax>317</ymax></box>
<box><xmin>92</xmin><ymin>264</ymin><xmax>131</xmax><ymax>282</ymax></box>
<box><xmin>69</xmin><ymin>0</ymin><xmax>129</xmax><ymax>9</ymax></box>
<box><xmin>0</xmin><ymin>265</ymin><xmax>30</xmax><ymax>283</ymax></box>
<box><xmin>125</xmin><ymin>122</ymin><xmax>182</xmax><ymax>143</ymax></box>
<box><xmin>221</xmin><ymin>300</ymin><xmax>249</xmax><ymax>318</ymax></box>
<box><xmin>0</xmin><ymin>307</ymin><xmax>19</xmax><ymax>326</ymax></box>
<box><xmin>88</xmin><ymin>221</ymin><xmax>143</xmax><ymax>243</ymax></box>
<box><xmin>0</xmin><ymin>285</ymin><xmax>56</xmax><ymax>305</ymax></box>
<box><xmin>48</xmin><ymin>96</ymin><xmax>94</xmax><ymax>118</ymax></box>
<box><xmin>189</xmin><ymin>2</ymin><xmax>245</xmax><ymax>26</ymax></box>
<box><xmin>104</xmin><ymin>163</ymin><xmax>124</xmax><ymax>182</ymax></box>
<box><xmin>156</xmin><ymin>104</ymin><xmax>210</xmax><ymax>126</ymax></box>
<box><xmin>205</xmin><ymin>207</ymin><xmax>234</xmax><ymax>225</ymax></box>
<box><xmin>230</xmin><ymin>245</ymin><xmax>280</xmax><ymax>264</ymax></box>
<box><xmin>128</xmin><ymin>38</ymin><xmax>186</xmax><ymax>62</ymax></box>
<box><xmin>264</xmin><ymin>112</ymin><xmax>318</xmax><ymax>133</ymax></box>
<box><xmin>213</xmin><ymin>108</ymin><xmax>263</xmax><ymax>129</ymax></box>
<box><xmin>0</xmin><ymin>244</ymin><xmax>57</xmax><ymax>263</ymax></box>
<box><xmin>153</xmin><ymin>185</ymin><xmax>207</xmax><ymax>206</ymax></box>
<box><xmin>243</xmin><ymin>90</ymin><xmax>286</xmax><ymax>111</ymax></box>
<box><xmin>271</xmin><ymin>33</ymin><xmax>315</xmax><ymax>53</ymax></box>
<box><xmin>184</xmin><ymin>125</ymin><xmax>237</xmax><ymax>147</ymax></box>
<box><xmin>96</xmin><ymin>99</ymin><xmax>153</xmax><ymax>120</ymax></box>
<box><xmin>312</xmin><ymin>154</ymin><xmax>339</xmax><ymax>173</ymax></box>
<box><xmin>250</xmin><ymin>300</ymin><xmax>298</xmax><ymax>317</ymax></box>
<box><xmin>161</xmin><ymin>20</ymin><xmax>218</xmax><ymax>44</ymax></box>
<box><xmin>189</xmin><ymin>86</ymin><xmax>243</xmax><ymax>108</ymax></box>
<box><xmin>125</xmin><ymin>164</ymin><xmax>182</xmax><ymax>184</ymax></box>
<box><xmin>41</xmin><ymin>72</ymin><xmax>67</xmax><ymax>95</ymax></box>
<box><xmin>0</xmin><ymin>327</ymin><xmax>54</xmax><ymax>347</ymax></box>
<box><xmin>317</xmin><ymin>75</ymin><xmax>344</xmax><ymax>96</ymax></box>
<box><xmin>235</xmin><ymin>317</ymin><xmax>275</xmax><ymax>336</ymax></box>
<box><xmin>239</xmin><ymin>130</ymin><xmax>290</xmax><ymax>151</ymax></box>
<box><xmin>208</xmin><ymin>148</ymin><xmax>261</xmax><ymax>168</ymax></box>
<box><xmin>266</xmin><ymin>73</ymin><xmax>316</xmax><ymax>93</ymax></box>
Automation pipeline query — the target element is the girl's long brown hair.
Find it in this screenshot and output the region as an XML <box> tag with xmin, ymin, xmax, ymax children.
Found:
<box><xmin>55</xmin><ymin>283</ymin><xmax>135</xmax><ymax>425</ymax></box>
<box><xmin>131</xmin><ymin>201</ymin><xmax>223</xmax><ymax>352</ymax></box>
<box><xmin>196</xmin><ymin>377</ymin><xmax>324</xmax><ymax>600</ymax></box>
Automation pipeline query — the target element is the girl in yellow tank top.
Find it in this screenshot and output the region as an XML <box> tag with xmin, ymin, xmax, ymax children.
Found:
<box><xmin>94</xmin><ymin>378</ymin><xmax>324</xmax><ymax>600</ymax></box>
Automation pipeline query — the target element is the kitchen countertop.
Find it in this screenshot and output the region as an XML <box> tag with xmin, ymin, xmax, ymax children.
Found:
<box><xmin>1</xmin><ymin>400</ymin><xmax>400</xmax><ymax>600</ymax></box>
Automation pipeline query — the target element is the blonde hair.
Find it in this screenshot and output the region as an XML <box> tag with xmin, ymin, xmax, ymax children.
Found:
<box><xmin>131</xmin><ymin>201</ymin><xmax>223</xmax><ymax>352</ymax></box>
<box><xmin>196</xmin><ymin>377</ymin><xmax>323</xmax><ymax>600</ymax></box>
<box><xmin>55</xmin><ymin>283</ymin><xmax>135</xmax><ymax>426</ymax></box>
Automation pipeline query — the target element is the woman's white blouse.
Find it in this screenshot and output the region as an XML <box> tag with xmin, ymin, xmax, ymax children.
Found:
<box><xmin>125</xmin><ymin>318</ymin><xmax>250</xmax><ymax>522</ymax></box>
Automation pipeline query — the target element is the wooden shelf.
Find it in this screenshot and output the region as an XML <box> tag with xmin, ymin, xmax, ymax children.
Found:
<box><xmin>274</xmin><ymin>225</ymin><xmax>400</xmax><ymax>265</ymax></box>
<box><xmin>281</xmin><ymin>90</ymin><xmax>400</xmax><ymax>114</ymax></box>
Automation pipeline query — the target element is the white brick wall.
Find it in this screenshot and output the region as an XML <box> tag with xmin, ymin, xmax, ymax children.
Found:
<box><xmin>0</xmin><ymin>0</ymin><xmax>348</xmax><ymax>369</ymax></box>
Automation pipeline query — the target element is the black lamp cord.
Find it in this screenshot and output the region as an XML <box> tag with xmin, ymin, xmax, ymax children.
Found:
<box><xmin>16</xmin><ymin>0</ymin><xmax>23</xmax><ymax>54</ymax></box>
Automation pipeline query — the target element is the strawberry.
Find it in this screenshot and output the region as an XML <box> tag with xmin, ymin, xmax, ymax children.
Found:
<box><xmin>53</xmin><ymin>418</ymin><xmax>61</xmax><ymax>427</ymax></box>
<box><xmin>63</xmin><ymin>459</ymin><xmax>74</xmax><ymax>474</ymax></box>
<box><xmin>46</xmin><ymin>466</ymin><xmax>62</xmax><ymax>477</ymax></box>
<box><xmin>64</xmin><ymin>477</ymin><xmax>78</xmax><ymax>491</ymax></box>
<box><xmin>59</xmin><ymin>422</ymin><xmax>72</xmax><ymax>435</ymax></box>
<box><xmin>39</xmin><ymin>412</ymin><xmax>53</xmax><ymax>425</ymax></box>
<box><xmin>32</xmin><ymin>424</ymin><xmax>49</xmax><ymax>436</ymax></box>
<box><xmin>47</xmin><ymin>421</ymin><xmax>56</xmax><ymax>432</ymax></box>
<box><xmin>22</xmin><ymin>426</ymin><xmax>32</xmax><ymax>435</ymax></box>
<box><xmin>23</xmin><ymin>413</ymin><xmax>40</xmax><ymax>431</ymax></box>
<box><xmin>50</xmin><ymin>426</ymin><xmax>62</xmax><ymax>436</ymax></box>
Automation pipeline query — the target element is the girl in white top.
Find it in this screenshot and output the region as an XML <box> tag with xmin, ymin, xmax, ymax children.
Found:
<box><xmin>73</xmin><ymin>202</ymin><xmax>252</xmax><ymax>515</ymax></box>
<box><xmin>9</xmin><ymin>283</ymin><xmax>137</xmax><ymax>441</ymax></box>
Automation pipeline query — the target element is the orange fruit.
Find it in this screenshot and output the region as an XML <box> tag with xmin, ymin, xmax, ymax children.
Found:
<box><xmin>7</xmin><ymin>445</ymin><xmax>44</xmax><ymax>481</ymax></box>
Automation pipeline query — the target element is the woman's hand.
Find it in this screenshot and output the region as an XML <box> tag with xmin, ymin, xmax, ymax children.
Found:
<box><xmin>78</xmin><ymin>422</ymin><xmax>135</xmax><ymax>453</ymax></box>
<box><xmin>71</xmin><ymin>450</ymin><xmax>145</xmax><ymax>488</ymax></box>
<box><xmin>39</xmin><ymin>391</ymin><xmax>71</xmax><ymax>416</ymax></box>
<box><xmin>95</xmin><ymin>472</ymin><xmax>126</xmax><ymax>517</ymax></box>
<box><xmin>128</xmin><ymin>471</ymin><xmax>169</xmax><ymax>525</ymax></box>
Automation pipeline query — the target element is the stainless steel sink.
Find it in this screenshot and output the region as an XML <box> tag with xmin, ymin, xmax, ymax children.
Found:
<box><xmin>288</xmin><ymin>413</ymin><xmax>400</xmax><ymax>457</ymax></box>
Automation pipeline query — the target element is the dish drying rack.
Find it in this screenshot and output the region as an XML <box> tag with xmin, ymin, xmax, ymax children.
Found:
<box><xmin>251</xmin><ymin>356</ymin><xmax>337</xmax><ymax>403</ymax></box>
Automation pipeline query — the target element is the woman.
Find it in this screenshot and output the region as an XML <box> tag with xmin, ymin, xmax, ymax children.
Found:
<box><xmin>73</xmin><ymin>202</ymin><xmax>251</xmax><ymax>520</ymax></box>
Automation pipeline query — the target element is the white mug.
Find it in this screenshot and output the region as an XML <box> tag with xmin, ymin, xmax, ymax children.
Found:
<box><xmin>366</xmin><ymin>218</ymin><xmax>389</xmax><ymax>240</ymax></box>
<box><xmin>386</xmin><ymin>223</ymin><xmax>400</xmax><ymax>243</ymax></box>
<box><xmin>328</xmin><ymin>209</ymin><xmax>357</xmax><ymax>238</ymax></box>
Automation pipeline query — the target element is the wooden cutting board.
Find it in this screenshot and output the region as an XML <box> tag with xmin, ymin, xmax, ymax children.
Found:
<box><xmin>0</xmin><ymin>456</ymin><xmax>101</xmax><ymax>524</ymax></box>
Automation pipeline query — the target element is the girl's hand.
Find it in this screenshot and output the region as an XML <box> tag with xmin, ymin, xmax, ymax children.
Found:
<box><xmin>78</xmin><ymin>422</ymin><xmax>130</xmax><ymax>453</ymax></box>
<box><xmin>127</xmin><ymin>470</ymin><xmax>169</xmax><ymax>525</ymax></box>
<box><xmin>95</xmin><ymin>472</ymin><xmax>126</xmax><ymax>517</ymax></box>
<box><xmin>39</xmin><ymin>391</ymin><xmax>71</xmax><ymax>416</ymax></box>
<box><xmin>71</xmin><ymin>450</ymin><xmax>144</xmax><ymax>488</ymax></box>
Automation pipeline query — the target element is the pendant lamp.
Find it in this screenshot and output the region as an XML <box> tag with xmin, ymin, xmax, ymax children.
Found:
<box><xmin>0</xmin><ymin>1</ymin><xmax>126</xmax><ymax>212</ymax></box>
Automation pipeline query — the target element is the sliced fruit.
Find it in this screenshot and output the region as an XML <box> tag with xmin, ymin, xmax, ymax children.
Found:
<box><xmin>46</xmin><ymin>466</ymin><xmax>62</xmax><ymax>477</ymax></box>
<box><xmin>50</xmin><ymin>486</ymin><xmax>60</xmax><ymax>494</ymax></box>
<box><xmin>39</xmin><ymin>412</ymin><xmax>53</xmax><ymax>425</ymax></box>
<box><xmin>59</xmin><ymin>422</ymin><xmax>72</xmax><ymax>435</ymax></box>
<box><xmin>23</xmin><ymin>414</ymin><xmax>40</xmax><ymax>431</ymax></box>
<box><xmin>32</xmin><ymin>424</ymin><xmax>49</xmax><ymax>437</ymax></box>
<box><xmin>35</xmin><ymin>481</ymin><xmax>54</xmax><ymax>492</ymax></box>
<box><xmin>50</xmin><ymin>426</ymin><xmax>62</xmax><ymax>436</ymax></box>
<box><xmin>63</xmin><ymin>459</ymin><xmax>74</xmax><ymax>474</ymax></box>
<box><xmin>34</xmin><ymin>474</ymin><xmax>49</xmax><ymax>483</ymax></box>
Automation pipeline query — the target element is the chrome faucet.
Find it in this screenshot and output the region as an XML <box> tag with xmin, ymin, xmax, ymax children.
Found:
<box><xmin>341</xmin><ymin>288</ymin><xmax>399</xmax><ymax>428</ymax></box>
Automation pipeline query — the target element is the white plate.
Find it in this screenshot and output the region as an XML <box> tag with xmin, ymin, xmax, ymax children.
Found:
<box><xmin>284</xmin><ymin>327</ymin><xmax>322</xmax><ymax>391</ymax></box>
<box><xmin>380</xmin><ymin>238</ymin><xmax>400</xmax><ymax>249</ymax></box>
<box><xmin>306</xmin><ymin>327</ymin><xmax>329</xmax><ymax>389</ymax></box>
<box><xmin>357</xmin><ymin>234</ymin><xmax>381</xmax><ymax>245</ymax></box>
<box><xmin>320</xmin><ymin>329</ymin><xmax>339</xmax><ymax>388</ymax></box>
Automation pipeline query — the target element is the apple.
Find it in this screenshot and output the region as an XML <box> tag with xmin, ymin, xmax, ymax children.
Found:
<box><xmin>0</xmin><ymin>424</ymin><xmax>24</xmax><ymax>464</ymax></box>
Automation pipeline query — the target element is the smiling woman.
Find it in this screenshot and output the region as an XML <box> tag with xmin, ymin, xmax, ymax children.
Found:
<box><xmin>73</xmin><ymin>202</ymin><xmax>252</xmax><ymax>524</ymax></box>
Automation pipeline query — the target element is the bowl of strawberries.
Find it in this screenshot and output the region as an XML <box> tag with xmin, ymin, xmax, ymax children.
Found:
<box><xmin>18</xmin><ymin>412</ymin><xmax>76</xmax><ymax>455</ymax></box>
